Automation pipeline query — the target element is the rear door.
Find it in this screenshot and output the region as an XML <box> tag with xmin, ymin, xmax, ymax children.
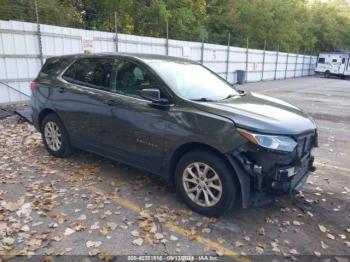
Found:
<box><xmin>55</xmin><ymin>57</ymin><xmax>118</xmax><ymax>150</ymax></box>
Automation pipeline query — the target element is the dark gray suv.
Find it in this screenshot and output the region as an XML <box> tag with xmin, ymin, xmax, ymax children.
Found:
<box><xmin>31</xmin><ymin>53</ymin><xmax>318</xmax><ymax>216</ymax></box>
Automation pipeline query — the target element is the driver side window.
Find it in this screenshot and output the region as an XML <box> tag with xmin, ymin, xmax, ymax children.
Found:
<box><xmin>115</xmin><ymin>60</ymin><xmax>157</xmax><ymax>98</ymax></box>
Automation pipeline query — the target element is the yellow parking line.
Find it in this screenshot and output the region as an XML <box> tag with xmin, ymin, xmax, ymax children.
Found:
<box><xmin>88</xmin><ymin>185</ymin><xmax>250</xmax><ymax>261</ymax></box>
<box><xmin>315</xmin><ymin>161</ymin><xmax>350</xmax><ymax>173</ymax></box>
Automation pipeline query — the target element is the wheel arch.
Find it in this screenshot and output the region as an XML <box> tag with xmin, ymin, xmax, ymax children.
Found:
<box><xmin>38</xmin><ymin>108</ymin><xmax>58</xmax><ymax>130</ymax></box>
<box><xmin>168</xmin><ymin>142</ymin><xmax>243</xmax><ymax>203</ymax></box>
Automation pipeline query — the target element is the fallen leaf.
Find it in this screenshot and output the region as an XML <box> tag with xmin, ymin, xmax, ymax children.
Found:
<box><xmin>321</xmin><ymin>241</ymin><xmax>329</xmax><ymax>249</ymax></box>
<box><xmin>106</xmin><ymin>222</ymin><xmax>118</xmax><ymax>230</ymax></box>
<box><xmin>86</xmin><ymin>240</ymin><xmax>102</xmax><ymax>248</ymax></box>
<box><xmin>257</xmin><ymin>227</ymin><xmax>265</xmax><ymax>236</ymax></box>
<box><xmin>338</xmin><ymin>234</ymin><xmax>346</xmax><ymax>240</ymax></box>
<box><xmin>16</xmin><ymin>203</ymin><xmax>32</xmax><ymax>218</ymax></box>
<box><xmin>202</xmin><ymin>228</ymin><xmax>211</xmax><ymax>234</ymax></box>
<box><xmin>131</xmin><ymin>230</ymin><xmax>140</xmax><ymax>237</ymax></box>
<box><xmin>51</xmin><ymin>235</ymin><xmax>63</xmax><ymax>242</ymax></box>
<box><xmin>170</xmin><ymin>235</ymin><xmax>178</xmax><ymax>241</ymax></box>
<box><xmin>100</xmin><ymin>227</ymin><xmax>109</xmax><ymax>236</ymax></box>
<box><xmin>132</xmin><ymin>238</ymin><xmax>143</xmax><ymax>246</ymax></box>
<box><xmin>289</xmin><ymin>249</ymin><xmax>299</xmax><ymax>256</ymax></box>
<box><xmin>235</xmin><ymin>241</ymin><xmax>243</xmax><ymax>248</ymax></box>
<box><xmin>255</xmin><ymin>245</ymin><xmax>264</xmax><ymax>254</ymax></box>
<box><xmin>53</xmin><ymin>213</ymin><xmax>68</xmax><ymax>224</ymax></box>
<box><xmin>64</xmin><ymin>228</ymin><xmax>75</xmax><ymax>236</ymax></box>
<box><xmin>326</xmin><ymin>233</ymin><xmax>335</xmax><ymax>240</ymax></box>
<box><xmin>293</xmin><ymin>220</ymin><xmax>302</xmax><ymax>226</ymax></box>
<box><xmin>69</xmin><ymin>222</ymin><xmax>86</xmax><ymax>232</ymax></box>
<box><xmin>318</xmin><ymin>225</ymin><xmax>327</xmax><ymax>233</ymax></box>
<box><xmin>217</xmin><ymin>237</ymin><xmax>225</xmax><ymax>244</ymax></box>
<box><xmin>78</xmin><ymin>214</ymin><xmax>87</xmax><ymax>221</ymax></box>
<box><xmin>88</xmin><ymin>248</ymin><xmax>100</xmax><ymax>256</ymax></box>
<box><xmin>154</xmin><ymin>233</ymin><xmax>164</xmax><ymax>240</ymax></box>
<box><xmin>91</xmin><ymin>221</ymin><xmax>100</xmax><ymax>230</ymax></box>
<box><xmin>20</xmin><ymin>225</ymin><xmax>30</xmax><ymax>232</ymax></box>
<box><xmin>98</xmin><ymin>249</ymin><xmax>113</xmax><ymax>261</ymax></box>
<box><xmin>3</xmin><ymin>237</ymin><xmax>15</xmax><ymax>246</ymax></box>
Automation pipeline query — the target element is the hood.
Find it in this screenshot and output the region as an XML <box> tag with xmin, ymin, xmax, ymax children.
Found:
<box><xmin>193</xmin><ymin>92</ymin><xmax>316</xmax><ymax>135</ymax></box>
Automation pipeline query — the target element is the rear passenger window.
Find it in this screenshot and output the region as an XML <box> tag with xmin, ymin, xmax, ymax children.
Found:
<box><xmin>332</xmin><ymin>59</ymin><xmax>337</xmax><ymax>63</ymax></box>
<box><xmin>63</xmin><ymin>58</ymin><xmax>114</xmax><ymax>91</ymax></box>
<box><xmin>318</xmin><ymin>58</ymin><xmax>325</xmax><ymax>64</ymax></box>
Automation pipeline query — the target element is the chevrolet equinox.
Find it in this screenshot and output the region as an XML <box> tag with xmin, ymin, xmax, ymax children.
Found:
<box><xmin>31</xmin><ymin>53</ymin><xmax>318</xmax><ymax>216</ymax></box>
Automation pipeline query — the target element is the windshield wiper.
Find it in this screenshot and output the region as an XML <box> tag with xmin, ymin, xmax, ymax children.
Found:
<box><xmin>221</xmin><ymin>91</ymin><xmax>246</xmax><ymax>101</ymax></box>
<box><xmin>191</xmin><ymin>98</ymin><xmax>216</xmax><ymax>102</ymax></box>
<box><xmin>221</xmin><ymin>94</ymin><xmax>238</xmax><ymax>100</ymax></box>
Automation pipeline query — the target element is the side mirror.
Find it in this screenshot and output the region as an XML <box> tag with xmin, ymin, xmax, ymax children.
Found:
<box><xmin>141</xmin><ymin>88</ymin><xmax>169</xmax><ymax>106</ymax></box>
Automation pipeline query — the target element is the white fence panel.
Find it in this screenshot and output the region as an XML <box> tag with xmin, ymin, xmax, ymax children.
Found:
<box><xmin>0</xmin><ymin>20</ymin><xmax>316</xmax><ymax>104</ymax></box>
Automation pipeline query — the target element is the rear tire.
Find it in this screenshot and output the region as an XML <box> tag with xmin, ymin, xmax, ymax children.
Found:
<box><xmin>324</xmin><ymin>70</ymin><xmax>331</xmax><ymax>78</ymax></box>
<box><xmin>174</xmin><ymin>150</ymin><xmax>236</xmax><ymax>216</ymax></box>
<box><xmin>41</xmin><ymin>113</ymin><xmax>71</xmax><ymax>157</ymax></box>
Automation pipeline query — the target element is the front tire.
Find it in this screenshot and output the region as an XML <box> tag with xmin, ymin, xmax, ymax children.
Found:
<box><xmin>41</xmin><ymin>113</ymin><xmax>71</xmax><ymax>157</ymax></box>
<box><xmin>175</xmin><ymin>150</ymin><xmax>236</xmax><ymax>216</ymax></box>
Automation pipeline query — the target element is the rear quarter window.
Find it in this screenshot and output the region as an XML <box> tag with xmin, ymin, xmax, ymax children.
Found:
<box><xmin>39</xmin><ymin>57</ymin><xmax>71</xmax><ymax>77</ymax></box>
<box><xmin>62</xmin><ymin>58</ymin><xmax>113</xmax><ymax>91</ymax></box>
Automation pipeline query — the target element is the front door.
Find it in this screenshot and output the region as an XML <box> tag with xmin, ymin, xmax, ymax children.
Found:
<box><xmin>102</xmin><ymin>59</ymin><xmax>170</xmax><ymax>174</ymax></box>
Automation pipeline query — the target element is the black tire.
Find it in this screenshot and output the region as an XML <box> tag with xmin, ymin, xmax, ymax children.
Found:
<box><xmin>174</xmin><ymin>150</ymin><xmax>237</xmax><ymax>217</ymax></box>
<box><xmin>324</xmin><ymin>71</ymin><xmax>331</xmax><ymax>78</ymax></box>
<box><xmin>340</xmin><ymin>75</ymin><xmax>346</xmax><ymax>79</ymax></box>
<box><xmin>41</xmin><ymin>113</ymin><xmax>71</xmax><ymax>157</ymax></box>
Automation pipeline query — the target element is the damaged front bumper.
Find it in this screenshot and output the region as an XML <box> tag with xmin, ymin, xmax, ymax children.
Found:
<box><xmin>227</xmin><ymin>131</ymin><xmax>318</xmax><ymax>208</ymax></box>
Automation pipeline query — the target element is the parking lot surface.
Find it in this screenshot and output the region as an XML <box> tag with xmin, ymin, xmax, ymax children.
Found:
<box><xmin>0</xmin><ymin>76</ymin><xmax>349</xmax><ymax>261</ymax></box>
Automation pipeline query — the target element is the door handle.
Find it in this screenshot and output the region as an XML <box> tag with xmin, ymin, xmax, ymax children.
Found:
<box><xmin>58</xmin><ymin>87</ymin><xmax>65</xmax><ymax>93</ymax></box>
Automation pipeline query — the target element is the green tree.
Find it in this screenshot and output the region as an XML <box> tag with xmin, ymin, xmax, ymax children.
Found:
<box><xmin>0</xmin><ymin>0</ymin><xmax>82</xmax><ymax>27</ymax></box>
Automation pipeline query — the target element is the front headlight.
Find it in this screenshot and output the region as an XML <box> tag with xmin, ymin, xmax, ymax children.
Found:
<box><xmin>238</xmin><ymin>128</ymin><xmax>297</xmax><ymax>152</ymax></box>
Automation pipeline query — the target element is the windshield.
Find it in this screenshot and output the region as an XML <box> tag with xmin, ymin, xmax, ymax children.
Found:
<box><xmin>149</xmin><ymin>61</ymin><xmax>238</xmax><ymax>101</ymax></box>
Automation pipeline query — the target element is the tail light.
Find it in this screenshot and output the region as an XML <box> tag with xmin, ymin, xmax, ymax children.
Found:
<box><xmin>30</xmin><ymin>80</ymin><xmax>38</xmax><ymax>92</ymax></box>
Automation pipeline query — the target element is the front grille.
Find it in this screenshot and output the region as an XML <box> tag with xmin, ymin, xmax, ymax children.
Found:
<box><xmin>296</xmin><ymin>133</ymin><xmax>315</xmax><ymax>158</ymax></box>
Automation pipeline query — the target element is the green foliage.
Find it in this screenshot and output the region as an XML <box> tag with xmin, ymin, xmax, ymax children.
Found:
<box><xmin>0</xmin><ymin>0</ymin><xmax>82</xmax><ymax>27</ymax></box>
<box><xmin>0</xmin><ymin>0</ymin><xmax>349</xmax><ymax>53</ymax></box>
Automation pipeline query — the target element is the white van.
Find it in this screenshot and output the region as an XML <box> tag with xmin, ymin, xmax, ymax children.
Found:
<box><xmin>315</xmin><ymin>52</ymin><xmax>350</xmax><ymax>78</ymax></box>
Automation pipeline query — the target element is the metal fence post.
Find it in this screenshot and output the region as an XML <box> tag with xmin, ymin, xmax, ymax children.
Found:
<box><xmin>284</xmin><ymin>46</ymin><xmax>289</xmax><ymax>79</ymax></box>
<box><xmin>301</xmin><ymin>49</ymin><xmax>306</xmax><ymax>77</ymax></box>
<box><xmin>274</xmin><ymin>45</ymin><xmax>279</xmax><ymax>80</ymax></box>
<box><xmin>245</xmin><ymin>38</ymin><xmax>249</xmax><ymax>83</ymax></box>
<box><xmin>308</xmin><ymin>53</ymin><xmax>312</xmax><ymax>75</ymax></box>
<box><xmin>34</xmin><ymin>0</ymin><xmax>43</xmax><ymax>66</ymax></box>
<box><xmin>200</xmin><ymin>37</ymin><xmax>204</xmax><ymax>64</ymax></box>
<box><xmin>165</xmin><ymin>21</ymin><xmax>169</xmax><ymax>55</ymax></box>
<box><xmin>294</xmin><ymin>52</ymin><xmax>299</xmax><ymax>78</ymax></box>
<box><xmin>225</xmin><ymin>32</ymin><xmax>231</xmax><ymax>81</ymax></box>
<box><xmin>114</xmin><ymin>11</ymin><xmax>119</xmax><ymax>52</ymax></box>
<box><xmin>261</xmin><ymin>40</ymin><xmax>266</xmax><ymax>81</ymax></box>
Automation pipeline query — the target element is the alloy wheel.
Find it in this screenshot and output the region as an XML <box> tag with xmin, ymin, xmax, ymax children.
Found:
<box><xmin>182</xmin><ymin>162</ymin><xmax>223</xmax><ymax>207</ymax></box>
<box><xmin>44</xmin><ymin>121</ymin><xmax>62</xmax><ymax>151</ymax></box>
